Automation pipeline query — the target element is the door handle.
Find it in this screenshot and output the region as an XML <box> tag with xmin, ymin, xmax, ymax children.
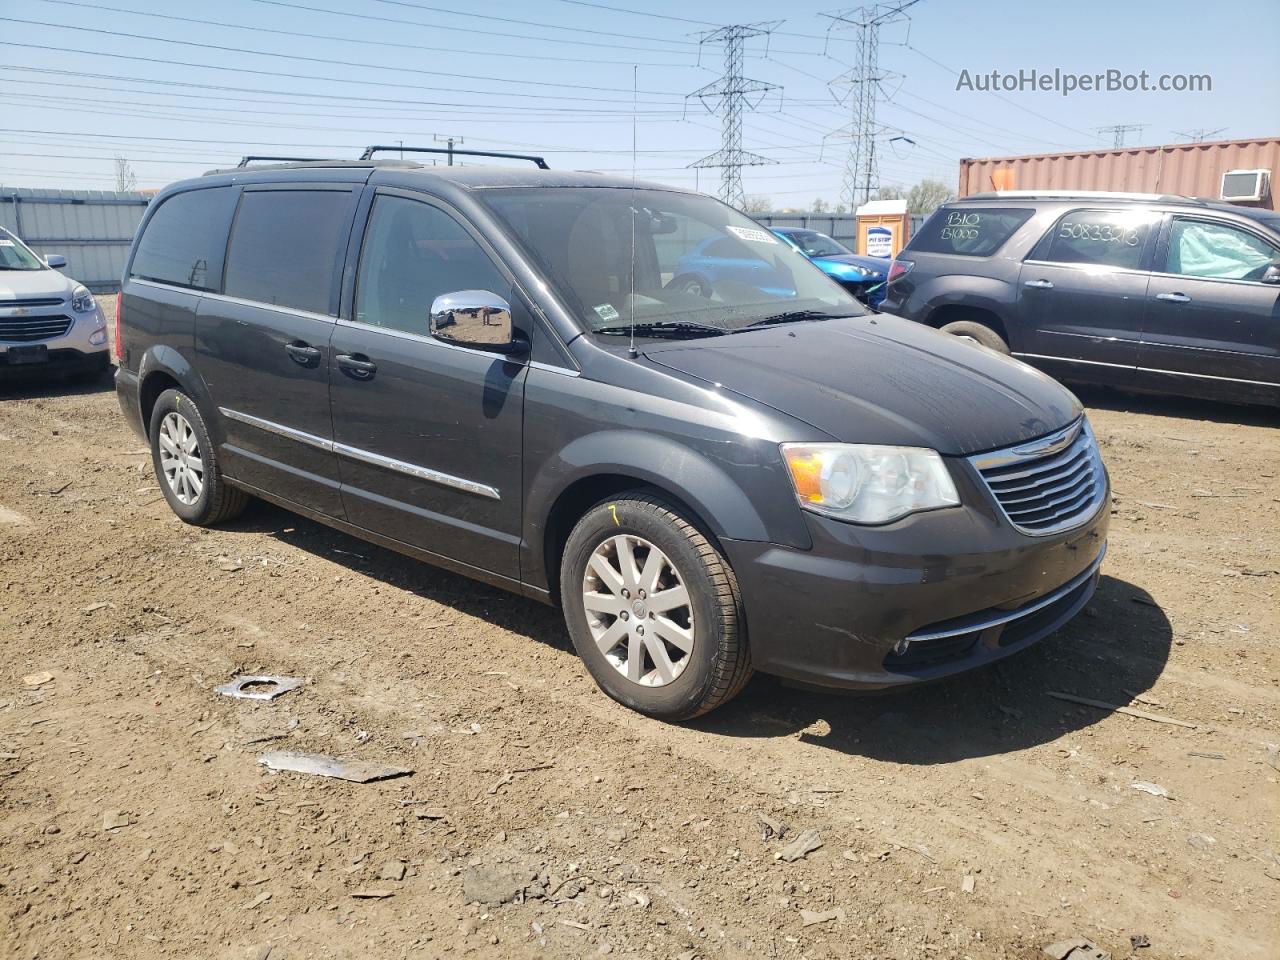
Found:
<box><xmin>336</xmin><ymin>353</ymin><xmax>378</xmax><ymax>380</ymax></box>
<box><xmin>1023</xmin><ymin>279</ymin><xmax>1054</xmax><ymax>290</ymax></box>
<box><xmin>284</xmin><ymin>341</ymin><xmax>322</xmax><ymax>367</ymax></box>
<box><xmin>1155</xmin><ymin>292</ymin><xmax>1191</xmax><ymax>303</ymax></box>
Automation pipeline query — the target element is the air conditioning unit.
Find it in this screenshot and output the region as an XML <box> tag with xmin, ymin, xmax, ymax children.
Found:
<box><xmin>1219</xmin><ymin>168</ymin><xmax>1270</xmax><ymax>203</ymax></box>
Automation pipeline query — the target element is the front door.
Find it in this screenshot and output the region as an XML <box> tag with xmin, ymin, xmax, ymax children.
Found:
<box><xmin>1139</xmin><ymin>215</ymin><xmax>1280</xmax><ymax>396</ymax></box>
<box><xmin>329</xmin><ymin>190</ymin><xmax>527</xmax><ymax>580</ymax></box>
<box><xmin>1015</xmin><ymin>207</ymin><xmax>1160</xmax><ymax>378</ymax></box>
<box><xmin>196</xmin><ymin>184</ymin><xmax>359</xmax><ymax>516</ymax></box>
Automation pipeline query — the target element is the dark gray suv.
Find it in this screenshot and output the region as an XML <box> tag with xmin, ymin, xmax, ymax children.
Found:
<box><xmin>880</xmin><ymin>191</ymin><xmax>1280</xmax><ymax>407</ymax></box>
<box><xmin>114</xmin><ymin>153</ymin><xmax>1109</xmax><ymax>720</ymax></box>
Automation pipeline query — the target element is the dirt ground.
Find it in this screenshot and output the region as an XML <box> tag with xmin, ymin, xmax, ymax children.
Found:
<box><xmin>2</xmin><ymin>316</ymin><xmax>1277</xmax><ymax>959</ymax></box>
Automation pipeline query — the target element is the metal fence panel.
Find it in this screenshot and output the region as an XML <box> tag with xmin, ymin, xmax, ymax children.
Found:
<box><xmin>0</xmin><ymin>188</ymin><xmax>150</xmax><ymax>291</ymax></box>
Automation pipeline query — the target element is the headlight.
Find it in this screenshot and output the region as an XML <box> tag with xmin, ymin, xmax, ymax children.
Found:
<box><xmin>71</xmin><ymin>285</ymin><xmax>96</xmax><ymax>313</ymax></box>
<box><xmin>834</xmin><ymin>263</ymin><xmax>872</xmax><ymax>277</ymax></box>
<box><xmin>781</xmin><ymin>443</ymin><xmax>960</xmax><ymax>524</ymax></box>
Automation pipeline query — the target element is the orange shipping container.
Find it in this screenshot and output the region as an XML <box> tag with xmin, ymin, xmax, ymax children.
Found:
<box><xmin>958</xmin><ymin>137</ymin><xmax>1280</xmax><ymax>211</ymax></box>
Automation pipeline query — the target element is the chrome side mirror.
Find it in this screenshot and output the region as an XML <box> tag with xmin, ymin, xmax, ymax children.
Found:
<box><xmin>429</xmin><ymin>290</ymin><xmax>524</xmax><ymax>354</ymax></box>
<box><xmin>1262</xmin><ymin>263</ymin><xmax>1280</xmax><ymax>285</ymax></box>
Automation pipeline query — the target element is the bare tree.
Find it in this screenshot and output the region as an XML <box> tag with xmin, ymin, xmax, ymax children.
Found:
<box><xmin>905</xmin><ymin>178</ymin><xmax>956</xmax><ymax>215</ymax></box>
<box><xmin>114</xmin><ymin>156</ymin><xmax>138</xmax><ymax>193</ymax></box>
<box><xmin>810</xmin><ymin>197</ymin><xmax>829</xmax><ymax>214</ymax></box>
<box><xmin>742</xmin><ymin>194</ymin><xmax>773</xmax><ymax>214</ymax></box>
<box><xmin>872</xmin><ymin>185</ymin><xmax>904</xmax><ymax>202</ymax></box>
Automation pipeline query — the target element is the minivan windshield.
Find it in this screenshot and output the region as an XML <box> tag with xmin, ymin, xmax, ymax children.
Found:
<box><xmin>481</xmin><ymin>187</ymin><xmax>862</xmax><ymax>336</ymax></box>
<box><xmin>0</xmin><ymin>227</ymin><xmax>47</xmax><ymax>271</ymax></box>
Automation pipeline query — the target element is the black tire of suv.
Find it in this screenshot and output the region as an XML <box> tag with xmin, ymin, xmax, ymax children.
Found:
<box><xmin>939</xmin><ymin>320</ymin><xmax>1010</xmax><ymax>354</ymax></box>
<box><xmin>148</xmin><ymin>388</ymin><xmax>249</xmax><ymax>526</ymax></box>
<box><xmin>560</xmin><ymin>493</ymin><xmax>752</xmax><ymax>721</ymax></box>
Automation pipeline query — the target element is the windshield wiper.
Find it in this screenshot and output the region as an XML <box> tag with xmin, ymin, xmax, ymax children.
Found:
<box><xmin>595</xmin><ymin>320</ymin><xmax>727</xmax><ymax>338</ymax></box>
<box><xmin>742</xmin><ymin>309</ymin><xmax>847</xmax><ymax>328</ymax></box>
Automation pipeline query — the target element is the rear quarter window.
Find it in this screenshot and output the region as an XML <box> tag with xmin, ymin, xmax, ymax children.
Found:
<box><xmin>908</xmin><ymin>206</ymin><xmax>1034</xmax><ymax>257</ymax></box>
<box><xmin>130</xmin><ymin>186</ymin><xmax>237</xmax><ymax>291</ymax></box>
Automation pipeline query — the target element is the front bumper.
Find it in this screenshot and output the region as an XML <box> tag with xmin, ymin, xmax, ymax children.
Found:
<box><xmin>0</xmin><ymin>303</ymin><xmax>109</xmax><ymax>378</ymax></box>
<box><xmin>722</xmin><ymin>486</ymin><xmax>1109</xmax><ymax>690</ymax></box>
<box><xmin>0</xmin><ymin>345</ymin><xmax>109</xmax><ymax>378</ymax></box>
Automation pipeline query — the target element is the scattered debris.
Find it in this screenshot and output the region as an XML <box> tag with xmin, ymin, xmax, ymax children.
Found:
<box><xmin>102</xmin><ymin>810</ymin><xmax>131</xmax><ymax>831</ymax></box>
<box><xmin>883</xmin><ymin>837</ymin><xmax>936</xmax><ymax>863</ymax></box>
<box><xmin>413</xmin><ymin>807</ymin><xmax>449</xmax><ymax>821</ymax></box>
<box><xmin>1130</xmin><ymin>934</ymin><xmax>1150</xmax><ymax>949</ymax></box>
<box><xmin>1131</xmin><ymin>781</ymin><xmax>1173</xmax><ymax>799</ymax></box>
<box><xmin>962</xmin><ymin>874</ymin><xmax>976</xmax><ymax>893</ymax></box>
<box><xmin>216</xmin><ymin>558</ymin><xmax>244</xmax><ymax>572</ymax></box>
<box><xmin>257</xmin><ymin>751</ymin><xmax>412</xmax><ymax>783</ymax></box>
<box><xmin>626</xmin><ymin>890</ymin><xmax>651</xmax><ymax>908</ymax></box>
<box><xmin>757</xmin><ymin>813</ymin><xmax>788</xmax><ymax>842</ymax></box>
<box><xmin>22</xmin><ymin>672</ymin><xmax>55</xmax><ymax>687</ymax></box>
<box><xmin>462</xmin><ymin>864</ymin><xmax>540</xmax><ymax>905</ymax></box>
<box><xmin>1186</xmin><ymin>751</ymin><xmax>1226</xmax><ymax>761</ymax></box>
<box><xmin>350</xmin><ymin>888</ymin><xmax>395</xmax><ymax>899</ymax></box>
<box><xmin>215</xmin><ymin>676</ymin><xmax>304</xmax><ymax>701</ymax></box>
<box><xmin>558</xmin><ymin>919</ymin><xmax>592</xmax><ymax>933</ymax></box>
<box><xmin>1046</xmin><ymin>691</ymin><xmax>1197</xmax><ymax>729</ymax></box>
<box><xmin>379</xmin><ymin>860</ymin><xmax>407</xmax><ymax>882</ymax></box>
<box><xmin>799</xmin><ymin>908</ymin><xmax>844</xmax><ymax>926</ymax></box>
<box><xmin>81</xmin><ymin>601</ymin><xmax>114</xmax><ymax>614</ymax></box>
<box><xmin>1187</xmin><ymin>834</ymin><xmax>1216</xmax><ymax>851</ymax></box>
<box><xmin>604</xmin><ymin>826</ymin><xmax>628</xmax><ymax>844</ymax></box>
<box><xmin>1266</xmin><ymin>745</ymin><xmax>1280</xmax><ymax>773</ymax></box>
<box><xmin>776</xmin><ymin>829</ymin><xmax>823</xmax><ymax>862</ymax></box>
<box><xmin>1042</xmin><ymin>937</ymin><xmax>1111</xmax><ymax>960</ymax></box>
<box><xmin>244</xmin><ymin>892</ymin><xmax>272</xmax><ymax>910</ymax></box>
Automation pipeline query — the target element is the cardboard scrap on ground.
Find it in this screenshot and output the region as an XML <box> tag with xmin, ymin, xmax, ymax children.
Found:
<box><xmin>257</xmin><ymin>751</ymin><xmax>412</xmax><ymax>783</ymax></box>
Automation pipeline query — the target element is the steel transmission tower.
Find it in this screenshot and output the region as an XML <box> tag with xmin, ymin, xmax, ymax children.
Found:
<box><xmin>686</xmin><ymin>22</ymin><xmax>782</xmax><ymax>210</ymax></box>
<box><xmin>824</xmin><ymin>1</ymin><xmax>918</xmax><ymax>208</ymax></box>
<box><xmin>1097</xmin><ymin>123</ymin><xmax>1147</xmax><ymax>148</ymax></box>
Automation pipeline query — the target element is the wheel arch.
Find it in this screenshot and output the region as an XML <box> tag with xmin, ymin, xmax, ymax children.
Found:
<box><xmin>136</xmin><ymin>345</ymin><xmax>216</xmax><ymax>439</ymax></box>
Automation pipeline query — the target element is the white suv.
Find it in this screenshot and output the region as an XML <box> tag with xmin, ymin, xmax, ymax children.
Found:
<box><xmin>0</xmin><ymin>226</ymin><xmax>110</xmax><ymax>380</ymax></box>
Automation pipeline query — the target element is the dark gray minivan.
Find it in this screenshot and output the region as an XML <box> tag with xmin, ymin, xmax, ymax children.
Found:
<box><xmin>115</xmin><ymin>153</ymin><xmax>1109</xmax><ymax>720</ymax></box>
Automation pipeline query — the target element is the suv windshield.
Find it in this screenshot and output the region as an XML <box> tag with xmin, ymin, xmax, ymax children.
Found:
<box><xmin>481</xmin><ymin>187</ymin><xmax>862</xmax><ymax>335</ymax></box>
<box><xmin>781</xmin><ymin>229</ymin><xmax>850</xmax><ymax>258</ymax></box>
<box><xmin>0</xmin><ymin>228</ymin><xmax>47</xmax><ymax>271</ymax></box>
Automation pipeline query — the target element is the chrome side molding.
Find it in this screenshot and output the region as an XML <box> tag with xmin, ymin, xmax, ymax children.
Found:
<box><xmin>218</xmin><ymin>407</ymin><xmax>500</xmax><ymax>500</ymax></box>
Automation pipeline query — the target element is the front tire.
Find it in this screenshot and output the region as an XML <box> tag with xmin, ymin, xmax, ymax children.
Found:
<box><xmin>939</xmin><ymin>320</ymin><xmax>1009</xmax><ymax>354</ymax></box>
<box><xmin>560</xmin><ymin>494</ymin><xmax>752</xmax><ymax>721</ymax></box>
<box><xmin>149</xmin><ymin>388</ymin><xmax>249</xmax><ymax>525</ymax></box>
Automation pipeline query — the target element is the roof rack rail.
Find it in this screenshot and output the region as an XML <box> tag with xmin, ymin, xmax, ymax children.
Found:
<box><xmin>236</xmin><ymin>155</ymin><xmax>331</xmax><ymax>167</ymax></box>
<box><xmin>964</xmin><ymin>189</ymin><xmax>1207</xmax><ymax>205</ymax></box>
<box><xmin>359</xmin><ymin>145</ymin><xmax>549</xmax><ymax>169</ymax></box>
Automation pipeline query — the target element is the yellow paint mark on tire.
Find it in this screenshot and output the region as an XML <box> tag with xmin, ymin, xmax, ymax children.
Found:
<box><xmin>608</xmin><ymin>504</ymin><xmax>620</xmax><ymax>527</ymax></box>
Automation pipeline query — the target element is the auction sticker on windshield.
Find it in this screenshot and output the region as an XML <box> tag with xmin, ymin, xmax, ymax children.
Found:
<box><xmin>726</xmin><ymin>226</ymin><xmax>778</xmax><ymax>244</ymax></box>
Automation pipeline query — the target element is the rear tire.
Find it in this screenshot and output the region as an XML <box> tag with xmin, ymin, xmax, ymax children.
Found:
<box><xmin>939</xmin><ymin>320</ymin><xmax>1009</xmax><ymax>354</ymax></box>
<box><xmin>560</xmin><ymin>493</ymin><xmax>752</xmax><ymax>721</ymax></box>
<box><xmin>148</xmin><ymin>388</ymin><xmax>249</xmax><ymax>526</ymax></box>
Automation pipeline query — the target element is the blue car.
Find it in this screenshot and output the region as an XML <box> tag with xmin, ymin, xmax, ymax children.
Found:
<box><xmin>771</xmin><ymin>228</ymin><xmax>890</xmax><ymax>307</ymax></box>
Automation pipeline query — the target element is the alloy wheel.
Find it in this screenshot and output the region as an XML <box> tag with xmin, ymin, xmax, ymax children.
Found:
<box><xmin>581</xmin><ymin>534</ymin><xmax>695</xmax><ymax>687</ymax></box>
<box><xmin>158</xmin><ymin>411</ymin><xmax>204</xmax><ymax>505</ymax></box>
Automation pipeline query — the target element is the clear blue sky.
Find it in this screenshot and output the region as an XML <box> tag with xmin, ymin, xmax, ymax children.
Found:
<box><xmin>1</xmin><ymin>0</ymin><xmax>1276</xmax><ymax>206</ymax></box>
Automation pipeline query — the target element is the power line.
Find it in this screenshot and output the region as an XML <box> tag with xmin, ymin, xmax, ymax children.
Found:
<box><xmin>1172</xmin><ymin>127</ymin><xmax>1226</xmax><ymax>143</ymax></box>
<box><xmin>686</xmin><ymin>24</ymin><xmax>784</xmax><ymax>209</ymax></box>
<box><xmin>1096</xmin><ymin>123</ymin><xmax>1146</xmax><ymax>149</ymax></box>
<box><xmin>824</xmin><ymin>1</ymin><xmax>919</xmax><ymax>206</ymax></box>
<box><xmin>28</xmin><ymin>0</ymin><xmax>692</xmax><ymax>68</ymax></box>
<box><xmin>0</xmin><ymin>19</ymin><xmax>687</xmax><ymax>101</ymax></box>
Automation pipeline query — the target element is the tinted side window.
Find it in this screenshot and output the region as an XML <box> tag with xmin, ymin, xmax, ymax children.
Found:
<box><xmin>908</xmin><ymin>207</ymin><xmax>1034</xmax><ymax>257</ymax></box>
<box><xmin>1165</xmin><ymin>218</ymin><xmax>1278</xmax><ymax>281</ymax></box>
<box><xmin>223</xmin><ymin>189</ymin><xmax>353</xmax><ymax>315</ymax></box>
<box><xmin>354</xmin><ymin>195</ymin><xmax>507</xmax><ymax>336</ymax></box>
<box><xmin>130</xmin><ymin>186</ymin><xmax>236</xmax><ymax>290</ymax></box>
<box><xmin>1042</xmin><ymin>209</ymin><xmax>1155</xmax><ymax>270</ymax></box>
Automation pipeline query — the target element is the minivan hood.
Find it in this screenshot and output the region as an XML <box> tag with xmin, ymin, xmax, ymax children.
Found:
<box><xmin>643</xmin><ymin>315</ymin><xmax>1081</xmax><ymax>455</ymax></box>
<box><xmin>0</xmin><ymin>269</ymin><xmax>71</xmax><ymax>301</ymax></box>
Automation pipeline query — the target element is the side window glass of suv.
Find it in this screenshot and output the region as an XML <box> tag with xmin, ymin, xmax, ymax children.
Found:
<box><xmin>130</xmin><ymin>186</ymin><xmax>236</xmax><ymax>291</ymax></box>
<box><xmin>1165</xmin><ymin>218</ymin><xmax>1278</xmax><ymax>281</ymax></box>
<box><xmin>223</xmin><ymin>189</ymin><xmax>353</xmax><ymax>315</ymax></box>
<box><xmin>354</xmin><ymin>195</ymin><xmax>508</xmax><ymax>337</ymax></box>
<box><xmin>1042</xmin><ymin>209</ymin><xmax>1155</xmax><ymax>271</ymax></box>
<box><xmin>908</xmin><ymin>207</ymin><xmax>1034</xmax><ymax>257</ymax></box>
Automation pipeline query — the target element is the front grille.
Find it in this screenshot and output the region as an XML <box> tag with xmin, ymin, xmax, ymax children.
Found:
<box><xmin>971</xmin><ymin>418</ymin><xmax>1106</xmax><ymax>535</ymax></box>
<box><xmin>1</xmin><ymin>297</ymin><xmax>65</xmax><ymax>308</ymax></box>
<box><xmin>0</xmin><ymin>315</ymin><xmax>73</xmax><ymax>343</ymax></box>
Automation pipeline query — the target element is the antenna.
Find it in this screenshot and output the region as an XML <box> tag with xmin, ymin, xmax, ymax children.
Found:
<box><xmin>628</xmin><ymin>63</ymin><xmax>638</xmax><ymax>360</ymax></box>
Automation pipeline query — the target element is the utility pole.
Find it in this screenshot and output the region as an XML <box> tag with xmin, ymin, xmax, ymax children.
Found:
<box><xmin>686</xmin><ymin>23</ymin><xmax>782</xmax><ymax>210</ymax></box>
<box><xmin>434</xmin><ymin>134</ymin><xmax>464</xmax><ymax>166</ymax></box>
<box><xmin>1097</xmin><ymin>124</ymin><xmax>1147</xmax><ymax>148</ymax></box>
<box><xmin>823</xmin><ymin>1</ymin><xmax>918</xmax><ymax>208</ymax></box>
<box><xmin>1173</xmin><ymin>127</ymin><xmax>1226</xmax><ymax>143</ymax></box>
